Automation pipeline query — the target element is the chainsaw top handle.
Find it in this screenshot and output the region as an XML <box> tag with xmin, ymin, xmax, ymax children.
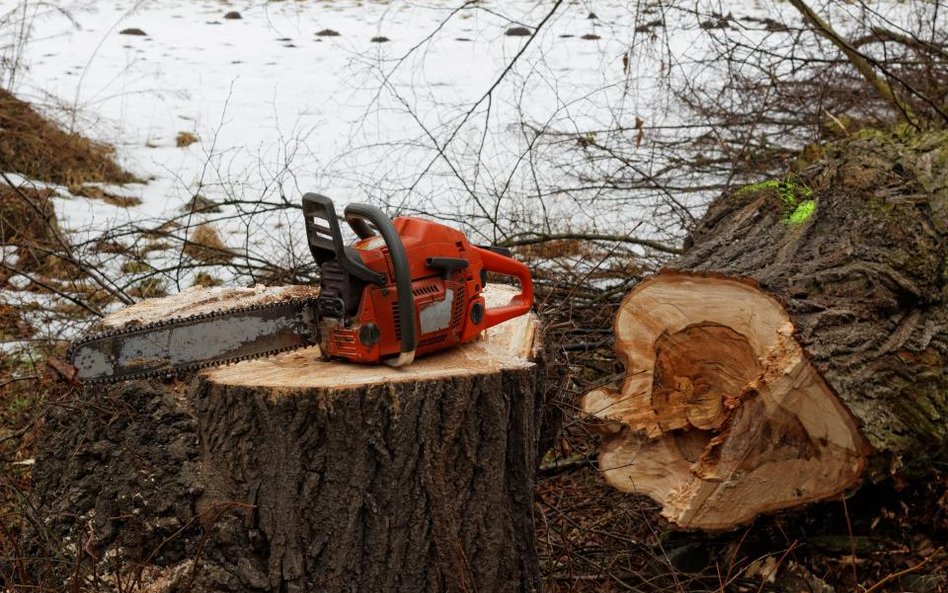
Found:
<box><xmin>343</xmin><ymin>202</ymin><xmax>416</xmax><ymax>367</ymax></box>
<box><xmin>474</xmin><ymin>246</ymin><xmax>534</xmax><ymax>329</ymax></box>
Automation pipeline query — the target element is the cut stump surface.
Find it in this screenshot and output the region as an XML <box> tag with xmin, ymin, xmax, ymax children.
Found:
<box><xmin>583</xmin><ymin>273</ymin><xmax>869</xmax><ymax>530</ymax></box>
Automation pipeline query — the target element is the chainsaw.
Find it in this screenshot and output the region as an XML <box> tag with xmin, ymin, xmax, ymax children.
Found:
<box><xmin>68</xmin><ymin>193</ymin><xmax>534</xmax><ymax>384</ymax></box>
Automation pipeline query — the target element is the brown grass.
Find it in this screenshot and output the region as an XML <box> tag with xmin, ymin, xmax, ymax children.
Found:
<box><xmin>175</xmin><ymin>131</ymin><xmax>199</xmax><ymax>147</ymax></box>
<box><xmin>0</xmin><ymin>183</ymin><xmax>76</xmax><ymax>284</ymax></box>
<box><xmin>67</xmin><ymin>184</ymin><xmax>142</xmax><ymax>207</ymax></box>
<box><xmin>128</xmin><ymin>277</ymin><xmax>167</xmax><ymax>299</ymax></box>
<box><xmin>0</xmin><ymin>303</ymin><xmax>34</xmax><ymax>340</ymax></box>
<box><xmin>0</xmin><ymin>184</ymin><xmax>59</xmax><ymax>247</ymax></box>
<box><xmin>192</xmin><ymin>271</ymin><xmax>224</xmax><ymax>287</ymax></box>
<box><xmin>0</xmin><ymin>89</ymin><xmax>136</xmax><ymax>186</ymax></box>
<box><xmin>183</xmin><ymin>223</ymin><xmax>234</xmax><ymax>264</ymax></box>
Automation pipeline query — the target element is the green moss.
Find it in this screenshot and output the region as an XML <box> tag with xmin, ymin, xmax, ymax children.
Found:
<box><xmin>853</xmin><ymin>125</ymin><xmax>948</xmax><ymax>154</ymax></box>
<box><xmin>819</xmin><ymin>112</ymin><xmax>853</xmax><ymax>136</ymax></box>
<box><xmin>787</xmin><ymin>199</ymin><xmax>816</xmax><ymax>225</ymax></box>
<box><xmin>906</xmin><ymin>128</ymin><xmax>948</xmax><ymax>152</ymax></box>
<box><xmin>791</xmin><ymin>142</ymin><xmax>824</xmax><ymax>171</ymax></box>
<box><xmin>736</xmin><ymin>178</ymin><xmax>811</xmax><ymax>204</ymax></box>
<box><xmin>735</xmin><ymin>178</ymin><xmax>780</xmax><ymax>195</ymax></box>
<box><xmin>854</xmin><ymin>126</ymin><xmax>898</xmax><ymax>143</ymax></box>
<box><xmin>735</xmin><ymin>177</ymin><xmax>815</xmax><ymax>225</ymax></box>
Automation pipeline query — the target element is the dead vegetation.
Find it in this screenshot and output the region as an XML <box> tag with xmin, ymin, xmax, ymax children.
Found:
<box><xmin>182</xmin><ymin>224</ymin><xmax>235</xmax><ymax>264</ymax></box>
<box><xmin>0</xmin><ymin>351</ymin><xmax>82</xmax><ymax>591</ymax></box>
<box><xmin>536</xmin><ymin>454</ymin><xmax>947</xmax><ymax>593</ymax></box>
<box><xmin>175</xmin><ymin>131</ymin><xmax>198</xmax><ymax>148</ymax></box>
<box><xmin>0</xmin><ymin>89</ymin><xmax>136</xmax><ymax>186</ymax></box>
<box><xmin>0</xmin><ymin>184</ymin><xmax>73</xmax><ymax>287</ymax></box>
<box><xmin>66</xmin><ymin>184</ymin><xmax>142</xmax><ymax>208</ymax></box>
<box><xmin>0</xmin><ymin>303</ymin><xmax>32</xmax><ymax>340</ymax></box>
<box><xmin>0</xmin><ymin>184</ymin><xmax>59</xmax><ymax>249</ymax></box>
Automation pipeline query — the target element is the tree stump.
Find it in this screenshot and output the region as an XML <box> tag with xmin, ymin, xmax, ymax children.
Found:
<box><xmin>582</xmin><ymin>132</ymin><xmax>947</xmax><ymax>530</ymax></box>
<box><xmin>32</xmin><ymin>284</ymin><xmax>543</xmax><ymax>592</ymax></box>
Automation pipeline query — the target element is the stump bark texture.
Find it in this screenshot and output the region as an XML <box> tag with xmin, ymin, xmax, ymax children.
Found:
<box><xmin>32</xmin><ymin>284</ymin><xmax>543</xmax><ymax>592</ymax></box>
<box><xmin>583</xmin><ymin>132</ymin><xmax>947</xmax><ymax>530</ymax></box>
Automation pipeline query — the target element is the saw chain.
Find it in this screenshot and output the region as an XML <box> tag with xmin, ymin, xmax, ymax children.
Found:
<box><xmin>68</xmin><ymin>296</ymin><xmax>319</xmax><ymax>385</ymax></box>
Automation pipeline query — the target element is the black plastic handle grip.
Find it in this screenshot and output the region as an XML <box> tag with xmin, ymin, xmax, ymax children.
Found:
<box><xmin>301</xmin><ymin>193</ymin><xmax>384</xmax><ymax>286</ymax></box>
<box><xmin>343</xmin><ymin>203</ymin><xmax>416</xmax><ymax>365</ymax></box>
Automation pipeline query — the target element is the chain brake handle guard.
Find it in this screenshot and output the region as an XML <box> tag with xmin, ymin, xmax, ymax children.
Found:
<box><xmin>301</xmin><ymin>193</ymin><xmax>417</xmax><ymax>367</ymax></box>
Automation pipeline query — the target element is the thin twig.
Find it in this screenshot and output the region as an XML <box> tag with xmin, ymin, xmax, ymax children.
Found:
<box><xmin>862</xmin><ymin>548</ymin><xmax>944</xmax><ymax>593</ymax></box>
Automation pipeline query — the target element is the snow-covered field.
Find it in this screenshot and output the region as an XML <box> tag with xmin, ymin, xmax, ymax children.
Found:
<box><xmin>0</xmin><ymin>0</ymin><xmax>941</xmax><ymax>348</ymax></box>
<box><xmin>11</xmin><ymin>1</ymin><xmax>663</xmax><ymax>231</ymax></box>
<box><xmin>12</xmin><ymin>1</ymin><xmax>935</xmax><ymax>240</ymax></box>
<box><xmin>4</xmin><ymin>0</ymin><xmax>727</xmax><ymax>310</ymax></box>
<box><xmin>5</xmin><ymin>0</ymin><xmax>692</xmax><ymax>345</ymax></box>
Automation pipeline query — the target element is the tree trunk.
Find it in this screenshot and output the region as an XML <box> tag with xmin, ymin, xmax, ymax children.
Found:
<box><xmin>582</xmin><ymin>132</ymin><xmax>947</xmax><ymax>530</ymax></box>
<box><xmin>32</xmin><ymin>285</ymin><xmax>544</xmax><ymax>592</ymax></box>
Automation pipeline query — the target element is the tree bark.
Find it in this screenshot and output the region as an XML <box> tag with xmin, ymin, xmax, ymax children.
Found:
<box><xmin>582</xmin><ymin>132</ymin><xmax>947</xmax><ymax>530</ymax></box>
<box><xmin>32</xmin><ymin>285</ymin><xmax>544</xmax><ymax>592</ymax></box>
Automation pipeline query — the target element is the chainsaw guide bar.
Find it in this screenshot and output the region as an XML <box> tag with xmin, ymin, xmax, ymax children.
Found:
<box><xmin>68</xmin><ymin>297</ymin><xmax>319</xmax><ymax>385</ymax></box>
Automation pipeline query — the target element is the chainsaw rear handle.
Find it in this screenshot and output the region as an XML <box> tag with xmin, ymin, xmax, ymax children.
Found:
<box><xmin>475</xmin><ymin>246</ymin><xmax>534</xmax><ymax>329</ymax></box>
<box><xmin>343</xmin><ymin>202</ymin><xmax>416</xmax><ymax>367</ymax></box>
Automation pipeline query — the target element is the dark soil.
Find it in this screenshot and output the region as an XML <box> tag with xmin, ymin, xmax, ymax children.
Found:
<box><xmin>537</xmin><ymin>423</ymin><xmax>947</xmax><ymax>593</ymax></box>
<box><xmin>0</xmin><ymin>346</ymin><xmax>78</xmax><ymax>589</ymax></box>
<box><xmin>22</xmin><ymin>380</ymin><xmax>261</xmax><ymax>592</ymax></box>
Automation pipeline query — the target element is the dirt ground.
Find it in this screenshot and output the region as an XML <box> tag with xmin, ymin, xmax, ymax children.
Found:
<box><xmin>535</xmin><ymin>423</ymin><xmax>947</xmax><ymax>593</ymax></box>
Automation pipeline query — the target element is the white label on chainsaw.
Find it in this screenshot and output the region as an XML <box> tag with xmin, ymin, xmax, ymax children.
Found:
<box><xmin>355</xmin><ymin>236</ymin><xmax>385</xmax><ymax>251</ymax></box>
<box><xmin>419</xmin><ymin>289</ymin><xmax>454</xmax><ymax>334</ymax></box>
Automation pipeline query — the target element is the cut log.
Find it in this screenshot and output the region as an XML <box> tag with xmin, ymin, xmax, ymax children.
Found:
<box><xmin>582</xmin><ymin>273</ymin><xmax>872</xmax><ymax>530</ymax></box>
<box><xmin>32</xmin><ymin>284</ymin><xmax>543</xmax><ymax>593</ymax></box>
<box><xmin>582</xmin><ymin>133</ymin><xmax>947</xmax><ymax>530</ymax></box>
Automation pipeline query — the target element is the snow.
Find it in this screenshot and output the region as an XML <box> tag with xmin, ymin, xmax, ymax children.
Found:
<box><xmin>0</xmin><ymin>0</ymin><xmax>942</xmax><ymax>347</ymax></box>
<box><xmin>7</xmin><ymin>1</ymin><xmax>705</xmax><ymax>233</ymax></box>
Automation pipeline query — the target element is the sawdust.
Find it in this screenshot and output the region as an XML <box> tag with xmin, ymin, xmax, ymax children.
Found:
<box><xmin>96</xmin><ymin>284</ymin><xmax>319</xmax><ymax>331</ymax></box>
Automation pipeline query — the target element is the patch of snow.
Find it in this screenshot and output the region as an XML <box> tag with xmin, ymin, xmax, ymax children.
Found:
<box><xmin>6</xmin><ymin>274</ymin><xmax>30</xmax><ymax>290</ymax></box>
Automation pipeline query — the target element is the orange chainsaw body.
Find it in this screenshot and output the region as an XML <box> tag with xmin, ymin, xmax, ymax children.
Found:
<box><xmin>303</xmin><ymin>194</ymin><xmax>532</xmax><ymax>366</ymax></box>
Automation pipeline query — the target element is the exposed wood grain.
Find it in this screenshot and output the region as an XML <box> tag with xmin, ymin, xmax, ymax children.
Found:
<box><xmin>583</xmin><ymin>274</ymin><xmax>868</xmax><ymax>529</ymax></box>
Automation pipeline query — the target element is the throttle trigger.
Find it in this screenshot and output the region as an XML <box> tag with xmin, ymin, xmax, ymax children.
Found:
<box><xmin>477</xmin><ymin>244</ymin><xmax>512</xmax><ymax>257</ymax></box>
<box><xmin>426</xmin><ymin>257</ymin><xmax>469</xmax><ymax>277</ymax></box>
